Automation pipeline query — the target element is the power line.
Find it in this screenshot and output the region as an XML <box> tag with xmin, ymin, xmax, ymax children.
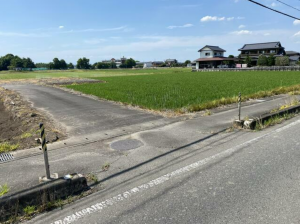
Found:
<box><xmin>276</xmin><ymin>0</ymin><xmax>300</xmax><ymax>12</ymax></box>
<box><xmin>248</xmin><ymin>0</ymin><xmax>300</xmax><ymax>20</ymax></box>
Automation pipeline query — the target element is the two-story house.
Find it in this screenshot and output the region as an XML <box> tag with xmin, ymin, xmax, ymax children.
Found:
<box><xmin>238</xmin><ymin>42</ymin><xmax>286</xmax><ymax>65</ymax></box>
<box><xmin>165</xmin><ymin>59</ymin><xmax>178</xmax><ymax>66</ymax></box>
<box><xmin>195</xmin><ymin>45</ymin><xmax>235</xmax><ymax>69</ymax></box>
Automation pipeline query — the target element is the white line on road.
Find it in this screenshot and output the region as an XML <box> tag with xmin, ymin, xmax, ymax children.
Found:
<box><xmin>51</xmin><ymin>119</ymin><xmax>300</xmax><ymax>224</ymax></box>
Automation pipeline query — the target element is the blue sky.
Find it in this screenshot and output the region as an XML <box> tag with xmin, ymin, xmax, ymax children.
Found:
<box><xmin>1</xmin><ymin>0</ymin><xmax>300</xmax><ymax>63</ymax></box>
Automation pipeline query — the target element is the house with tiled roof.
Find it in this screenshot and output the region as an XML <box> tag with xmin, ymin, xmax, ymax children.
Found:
<box><xmin>195</xmin><ymin>45</ymin><xmax>236</xmax><ymax>69</ymax></box>
<box><xmin>238</xmin><ymin>42</ymin><xmax>286</xmax><ymax>65</ymax></box>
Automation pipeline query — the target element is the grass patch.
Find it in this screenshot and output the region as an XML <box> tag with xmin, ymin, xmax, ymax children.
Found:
<box><xmin>102</xmin><ymin>162</ymin><xmax>111</xmax><ymax>171</ymax></box>
<box><xmin>4</xmin><ymin>190</ymin><xmax>94</xmax><ymax>223</ymax></box>
<box><xmin>0</xmin><ymin>142</ymin><xmax>19</xmax><ymax>153</ymax></box>
<box><xmin>66</xmin><ymin>71</ymin><xmax>300</xmax><ymax>112</ymax></box>
<box><xmin>0</xmin><ymin>184</ymin><xmax>10</xmax><ymax>197</ymax></box>
<box><xmin>86</xmin><ymin>173</ymin><xmax>99</xmax><ymax>183</ymax></box>
<box><xmin>20</xmin><ymin>132</ymin><xmax>33</xmax><ymax>139</ymax></box>
<box><xmin>23</xmin><ymin>206</ymin><xmax>36</xmax><ymax>217</ymax></box>
<box><xmin>255</xmin><ymin>113</ymin><xmax>297</xmax><ymax>130</ymax></box>
<box><xmin>270</xmin><ymin>98</ymin><xmax>299</xmax><ymax>113</ymax></box>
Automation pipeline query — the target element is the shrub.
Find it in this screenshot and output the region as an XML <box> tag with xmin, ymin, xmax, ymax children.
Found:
<box><xmin>257</xmin><ymin>55</ymin><xmax>268</xmax><ymax>66</ymax></box>
<box><xmin>275</xmin><ymin>56</ymin><xmax>289</xmax><ymax>66</ymax></box>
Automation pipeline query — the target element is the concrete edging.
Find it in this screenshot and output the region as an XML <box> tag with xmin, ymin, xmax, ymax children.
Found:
<box><xmin>0</xmin><ymin>174</ymin><xmax>87</xmax><ymax>222</ymax></box>
<box><xmin>234</xmin><ymin>104</ymin><xmax>300</xmax><ymax>130</ymax></box>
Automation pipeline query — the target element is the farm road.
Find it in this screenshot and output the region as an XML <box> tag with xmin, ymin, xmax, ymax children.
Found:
<box><xmin>1</xmin><ymin>83</ymin><xmax>300</xmax><ymax>197</ymax></box>
<box><xmin>3</xmin><ymin>84</ymin><xmax>172</xmax><ymax>138</ymax></box>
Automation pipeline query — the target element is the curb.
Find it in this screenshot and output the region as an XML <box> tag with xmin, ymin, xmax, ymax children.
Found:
<box><xmin>0</xmin><ymin>174</ymin><xmax>87</xmax><ymax>222</ymax></box>
<box><xmin>234</xmin><ymin>104</ymin><xmax>300</xmax><ymax>130</ymax></box>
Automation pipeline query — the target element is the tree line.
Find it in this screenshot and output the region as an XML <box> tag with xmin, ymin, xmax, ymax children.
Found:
<box><xmin>0</xmin><ymin>54</ymin><xmax>139</xmax><ymax>71</ymax></box>
<box><xmin>0</xmin><ymin>54</ymin><xmax>35</xmax><ymax>71</ymax></box>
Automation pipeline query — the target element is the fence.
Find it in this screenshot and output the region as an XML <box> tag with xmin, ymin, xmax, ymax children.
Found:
<box><xmin>193</xmin><ymin>66</ymin><xmax>300</xmax><ymax>72</ymax></box>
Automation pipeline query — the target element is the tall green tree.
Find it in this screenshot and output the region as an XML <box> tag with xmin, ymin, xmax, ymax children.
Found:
<box><xmin>257</xmin><ymin>55</ymin><xmax>268</xmax><ymax>66</ymax></box>
<box><xmin>227</xmin><ymin>55</ymin><xmax>235</xmax><ymax>67</ymax></box>
<box><xmin>125</xmin><ymin>58</ymin><xmax>136</xmax><ymax>68</ymax></box>
<box><xmin>245</xmin><ymin>55</ymin><xmax>252</xmax><ymax>67</ymax></box>
<box><xmin>60</xmin><ymin>59</ymin><xmax>68</xmax><ymax>69</ymax></box>
<box><xmin>76</xmin><ymin>57</ymin><xmax>91</xmax><ymax>69</ymax></box>
<box><xmin>267</xmin><ymin>54</ymin><xmax>276</xmax><ymax>66</ymax></box>
<box><xmin>184</xmin><ymin>60</ymin><xmax>191</xmax><ymax>66</ymax></box>
<box><xmin>68</xmin><ymin>63</ymin><xmax>74</xmax><ymax>69</ymax></box>
<box><xmin>22</xmin><ymin>58</ymin><xmax>36</xmax><ymax>68</ymax></box>
<box><xmin>0</xmin><ymin>54</ymin><xmax>15</xmax><ymax>70</ymax></box>
<box><xmin>52</xmin><ymin>58</ymin><xmax>61</xmax><ymax>69</ymax></box>
<box><xmin>49</xmin><ymin>62</ymin><xmax>54</xmax><ymax>70</ymax></box>
<box><xmin>10</xmin><ymin>56</ymin><xmax>24</xmax><ymax>68</ymax></box>
<box><xmin>237</xmin><ymin>54</ymin><xmax>243</xmax><ymax>64</ymax></box>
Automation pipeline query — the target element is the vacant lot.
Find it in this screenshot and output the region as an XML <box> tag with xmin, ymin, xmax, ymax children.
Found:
<box><xmin>0</xmin><ymin>87</ymin><xmax>65</xmax><ymax>152</ymax></box>
<box><xmin>66</xmin><ymin>71</ymin><xmax>300</xmax><ymax>112</ymax></box>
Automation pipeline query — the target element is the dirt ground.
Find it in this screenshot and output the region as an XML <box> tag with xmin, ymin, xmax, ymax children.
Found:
<box><xmin>0</xmin><ymin>86</ymin><xmax>66</xmax><ymax>152</ymax></box>
<box><xmin>0</xmin><ymin>78</ymin><xmax>105</xmax><ymax>152</ymax></box>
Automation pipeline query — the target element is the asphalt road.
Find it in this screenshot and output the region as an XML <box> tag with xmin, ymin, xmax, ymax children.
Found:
<box><xmin>27</xmin><ymin>117</ymin><xmax>300</xmax><ymax>224</ymax></box>
<box><xmin>3</xmin><ymin>84</ymin><xmax>166</xmax><ymax>136</ymax></box>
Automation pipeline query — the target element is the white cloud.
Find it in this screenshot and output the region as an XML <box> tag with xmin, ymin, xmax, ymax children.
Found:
<box><xmin>200</xmin><ymin>16</ymin><xmax>242</xmax><ymax>22</ymax></box>
<box><xmin>59</xmin><ymin>26</ymin><xmax>64</xmax><ymax>29</ymax></box>
<box><xmin>200</xmin><ymin>16</ymin><xmax>225</xmax><ymax>22</ymax></box>
<box><xmin>167</xmin><ymin>24</ymin><xmax>194</xmax><ymax>29</ymax></box>
<box><xmin>294</xmin><ymin>31</ymin><xmax>300</xmax><ymax>36</ymax></box>
<box><xmin>231</xmin><ymin>30</ymin><xmax>253</xmax><ymax>35</ymax></box>
<box><xmin>238</xmin><ymin>25</ymin><xmax>246</xmax><ymax>29</ymax></box>
<box><xmin>293</xmin><ymin>20</ymin><xmax>300</xmax><ymax>25</ymax></box>
<box><xmin>264</xmin><ymin>33</ymin><xmax>271</xmax><ymax>36</ymax></box>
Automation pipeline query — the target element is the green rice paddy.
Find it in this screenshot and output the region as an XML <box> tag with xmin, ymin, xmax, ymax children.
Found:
<box><xmin>66</xmin><ymin>70</ymin><xmax>300</xmax><ymax>112</ymax></box>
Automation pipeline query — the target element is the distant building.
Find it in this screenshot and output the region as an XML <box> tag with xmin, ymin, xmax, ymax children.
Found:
<box><xmin>102</xmin><ymin>57</ymin><xmax>127</xmax><ymax>68</ymax></box>
<box><xmin>165</xmin><ymin>59</ymin><xmax>177</xmax><ymax>66</ymax></box>
<box><xmin>238</xmin><ymin>42</ymin><xmax>300</xmax><ymax>66</ymax></box>
<box><xmin>286</xmin><ymin>51</ymin><xmax>300</xmax><ymax>65</ymax></box>
<box><xmin>194</xmin><ymin>45</ymin><xmax>236</xmax><ymax>69</ymax></box>
<box><xmin>238</xmin><ymin>42</ymin><xmax>285</xmax><ymax>65</ymax></box>
<box><xmin>152</xmin><ymin>61</ymin><xmax>164</xmax><ymax>67</ymax></box>
<box><xmin>142</xmin><ymin>62</ymin><xmax>153</xmax><ymax>68</ymax></box>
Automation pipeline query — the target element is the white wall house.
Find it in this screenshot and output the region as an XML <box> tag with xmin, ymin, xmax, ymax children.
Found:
<box><xmin>143</xmin><ymin>62</ymin><xmax>153</xmax><ymax>68</ymax></box>
<box><xmin>195</xmin><ymin>45</ymin><xmax>228</xmax><ymax>69</ymax></box>
<box><xmin>199</xmin><ymin>46</ymin><xmax>224</xmax><ymax>59</ymax></box>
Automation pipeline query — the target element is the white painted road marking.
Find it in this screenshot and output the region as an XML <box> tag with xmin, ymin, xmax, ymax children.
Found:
<box><xmin>51</xmin><ymin>119</ymin><xmax>300</xmax><ymax>224</ymax></box>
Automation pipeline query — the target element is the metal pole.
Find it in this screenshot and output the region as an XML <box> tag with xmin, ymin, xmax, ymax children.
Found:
<box><xmin>40</xmin><ymin>123</ymin><xmax>51</xmax><ymax>179</ymax></box>
<box><xmin>238</xmin><ymin>92</ymin><xmax>242</xmax><ymax>121</ymax></box>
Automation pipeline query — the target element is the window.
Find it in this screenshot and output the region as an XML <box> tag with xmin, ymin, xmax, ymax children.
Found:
<box><xmin>270</xmin><ymin>50</ymin><xmax>276</xmax><ymax>53</ymax></box>
<box><xmin>259</xmin><ymin>50</ymin><xmax>265</xmax><ymax>54</ymax></box>
<box><xmin>205</xmin><ymin>53</ymin><xmax>210</xmax><ymax>56</ymax></box>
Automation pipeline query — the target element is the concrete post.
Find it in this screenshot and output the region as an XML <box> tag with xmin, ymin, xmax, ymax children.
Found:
<box><xmin>40</xmin><ymin>123</ymin><xmax>51</xmax><ymax>180</ymax></box>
